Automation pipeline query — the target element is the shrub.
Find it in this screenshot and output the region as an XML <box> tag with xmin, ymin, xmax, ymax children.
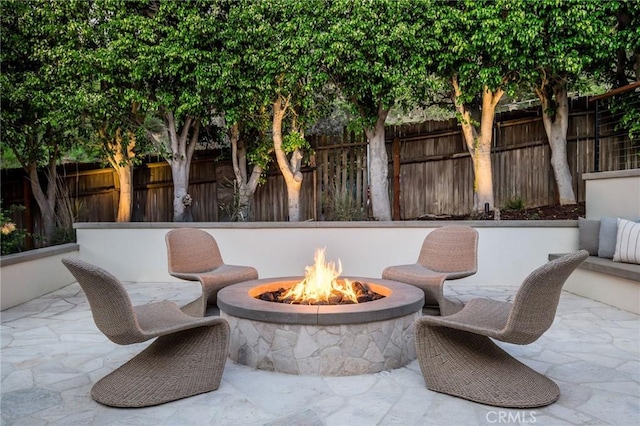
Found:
<box><xmin>1</xmin><ymin>204</ymin><xmax>28</xmax><ymax>255</ymax></box>
<box><xmin>503</xmin><ymin>197</ymin><xmax>526</xmax><ymax>211</ymax></box>
<box><xmin>219</xmin><ymin>179</ymin><xmax>251</xmax><ymax>222</ymax></box>
<box><xmin>324</xmin><ymin>184</ymin><xmax>368</xmax><ymax>221</ymax></box>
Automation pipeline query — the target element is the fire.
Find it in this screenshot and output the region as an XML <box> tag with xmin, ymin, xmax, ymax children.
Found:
<box><xmin>282</xmin><ymin>248</ymin><xmax>359</xmax><ymax>304</ymax></box>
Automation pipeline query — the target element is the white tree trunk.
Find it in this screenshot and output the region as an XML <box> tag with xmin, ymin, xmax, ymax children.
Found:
<box><xmin>536</xmin><ymin>82</ymin><xmax>576</xmax><ymax>205</ymax></box>
<box><xmin>172</xmin><ymin>161</ymin><xmax>190</xmax><ymax>222</ymax></box>
<box><xmin>114</xmin><ymin>165</ymin><xmax>133</xmax><ymax>222</ymax></box>
<box><xmin>286</xmin><ymin>182</ymin><xmax>302</xmax><ymax>222</ymax></box>
<box><xmin>272</xmin><ymin>96</ymin><xmax>303</xmax><ymax>222</ymax></box>
<box><xmin>230</xmin><ymin>123</ymin><xmax>262</xmax><ymax>220</ymax></box>
<box><xmin>27</xmin><ymin>158</ymin><xmax>56</xmax><ymax>242</ymax></box>
<box><xmin>473</xmin><ymin>141</ymin><xmax>494</xmax><ymax>212</ymax></box>
<box><xmin>453</xmin><ymin>78</ymin><xmax>500</xmax><ymax>212</ymax></box>
<box><xmin>364</xmin><ymin>105</ymin><xmax>392</xmax><ymax>221</ymax></box>
<box><xmin>149</xmin><ymin>112</ymin><xmax>199</xmax><ymax>222</ymax></box>
<box><xmin>107</xmin><ymin>129</ymin><xmax>136</xmax><ymax>222</ymax></box>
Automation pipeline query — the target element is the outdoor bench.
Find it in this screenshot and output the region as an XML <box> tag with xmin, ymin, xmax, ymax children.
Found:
<box><xmin>548</xmin><ymin>253</ymin><xmax>640</xmax><ymax>314</ymax></box>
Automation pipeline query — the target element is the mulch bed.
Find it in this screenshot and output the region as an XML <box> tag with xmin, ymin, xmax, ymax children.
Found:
<box><xmin>412</xmin><ymin>203</ymin><xmax>585</xmax><ymax>221</ymax></box>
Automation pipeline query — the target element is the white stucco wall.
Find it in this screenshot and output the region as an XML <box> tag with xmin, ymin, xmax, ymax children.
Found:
<box><xmin>73</xmin><ymin>222</ymin><xmax>577</xmax><ymax>287</ymax></box>
<box><xmin>584</xmin><ymin>169</ymin><xmax>640</xmax><ymax>220</ymax></box>
<box><xmin>0</xmin><ymin>244</ymin><xmax>79</xmax><ymax>310</ymax></box>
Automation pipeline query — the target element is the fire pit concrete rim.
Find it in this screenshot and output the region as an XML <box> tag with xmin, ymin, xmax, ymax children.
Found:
<box><xmin>217</xmin><ymin>277</ymin><xmax>425</xmax><ymax>325</ymax></box>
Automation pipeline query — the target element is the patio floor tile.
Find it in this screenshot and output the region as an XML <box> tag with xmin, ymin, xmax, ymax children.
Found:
<box><xmin>1</xmin><ymin>282</ymin><xmax>638</xmax><ymax>425</ymax></box>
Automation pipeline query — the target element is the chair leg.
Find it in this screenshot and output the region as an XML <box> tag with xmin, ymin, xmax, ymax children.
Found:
<box><xmin>415</xmin><ymin>322</ymin><xmax>560</xmax><ymax>408</ymax></box>
<box><xmin>437</xmin><ymin>296</ymin><xmax>464</xmax><ymax>316</ymax></box>
<box><xmin>180</xmin><ymin>295</ymin><xmax>206</xmax><ymax>317</ymax></box>
<box><xmin>415</xmin><ymin>277</ymin><xmax>464</xmax><ymax>316</ymax></box>
<box><xmin>91</xmin><ymin>322</ymin><xmax>230</xmax><ymax>407</ymax></box>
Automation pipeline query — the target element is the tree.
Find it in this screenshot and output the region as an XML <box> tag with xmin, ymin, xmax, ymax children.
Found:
<box><xmin>216</xmin><ymin>11</ymin><xmax>275</xmax><ymax>221</ymax></box>
<box><xmin>225</xmin><ymin>0</ymin><xmax>326</xmax><ymax>222</ymax></box>
<box><xmin>323</xmin><ymin>0</ymin><xmax>439</xmax><ymax>220</ymax></box>
<box><xmin>94</xmin><ymin>0</ymin><xmax>225</xmax><ymax>222</ymax></box>
<box><xmin>1</xmin><ymin>0</ymin><xmax>90</xmax><ymax>241</ymax></box>
<box><xmin>606</xmin><ymin>1</ymin><xmax>640</xmax><ymax>143</ymax></box>
<box><xmin>96</xmin><ymin>120</ymin><xmax>139</xmax><ymax>222</ymax></box>
<box><xmin>610</xmin><ymin>0</ymin><xmax>640</xmax><ymax>86</ymax></box>
<box><xmin>433</xmin><ymin>0</ymin><xmax>535</xmax><ymax>212</ymax></box>
<box><xmin>79</xmin><ymin>1</ymin><xmax>158</xmax><ymax>222</ymax></box>
<box><xmin>226</xmin><ymin>121</ymin><xmax>266</xmax><ymax>221</ymax></box>
<box><xmin>521</xmin><ymin>1</ymin><xmax>613</xmax><ymax>205</ymax></box>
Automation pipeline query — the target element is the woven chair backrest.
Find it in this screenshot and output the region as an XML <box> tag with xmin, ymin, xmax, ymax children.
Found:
<box><xmin>166</xmin><ymin>228</ymin><xmax>225</xmax><ymax>274</ymax></box>
<box><xmin>503</xmin><ymin>250</ymin><xmax>589</xmax><ymax>344</ymax></box>
<box><xmin>417</xmin><ymin>225</ymin><xmax>478</xmax><ymax>274</ymax></box>
<box><xmin>62</xmin><ymin>258</ymin><xmax>145</xmax><ymax>345</ymax></box>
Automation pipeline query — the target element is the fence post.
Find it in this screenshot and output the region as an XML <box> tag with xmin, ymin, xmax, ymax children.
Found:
<box><xmin>311</xmin><ymin>153</ymin><xmax>317</xmax><ymax>221</ymax></box>
<box><xmin>393</xmin><ymin>137</ymin><xmax>401</xmax><ymax>220</ymax></box>
<box><xmin>22</xmin><ymin>176</ymin><xmax>34</xmax><ymax>249</ymax></box>
<box><xmin>594</xmin><ymin>100</ymin><xmax>600</xmax><ymax>172</ymax></box>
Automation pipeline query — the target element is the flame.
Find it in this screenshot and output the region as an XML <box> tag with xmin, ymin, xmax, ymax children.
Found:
<box><xmin>282</xmin><ymin>248</ymin><xmax>359</xmax><ymax>304</ymax></box>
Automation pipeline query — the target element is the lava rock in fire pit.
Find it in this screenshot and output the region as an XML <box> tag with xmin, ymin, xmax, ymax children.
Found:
<box><xmin>353</xmin><ymin>281</ymin><xmax>384</xmax><ymax>303</ymax></box>
<box><xmin>256</xmin><ymin>281</ymin><xmax>385</xmax><ymax>305</ymax></box>
<box><xmin>258</xmin><ymin>288</ymin><xmax>287</xmax><ymax>302</ymax></box>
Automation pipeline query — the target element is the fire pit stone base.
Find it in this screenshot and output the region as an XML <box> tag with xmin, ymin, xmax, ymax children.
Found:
<box><xmin>222</xmin><ymin>311</ymin><xmax>420</xmax><ymax>376</ymax></box>
<box><xmin>218</xmin><ymin>277</ymin><xmax>424</xmax><ymax>376</ymax></box>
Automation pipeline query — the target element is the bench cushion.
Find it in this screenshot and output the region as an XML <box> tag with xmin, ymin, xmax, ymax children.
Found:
<box><xmin>598</xmin><ymin>216</ymin><xmax>618</xmax><ymax>259</ymax></box>
<box><xmin>549</xmin><ymin>253</ymin><xmax>640</xmax><ymax>282</ymax></box>
<box><xmin>614</xmin><ymin>218</ymin><xmax>640</xmax><ymax>265</ymax></box>
<box><xmin>578</xmin><ymin>218</ymin><xmax>600</xmax><ymax>256</ymax></box>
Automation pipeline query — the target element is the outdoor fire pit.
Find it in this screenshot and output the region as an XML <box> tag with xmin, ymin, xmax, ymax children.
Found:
<box><xmin>217</xmin><ymin>249</ymin><xmax>424</xmax><ymax>376</ymax></box>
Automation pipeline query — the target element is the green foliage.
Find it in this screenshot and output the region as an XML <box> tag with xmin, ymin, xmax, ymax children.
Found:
<box><xmin>222</xmin><ymin>0</ymin><xmax>329</xmax><ymax>158</ymax></box>
<box><xmin>282</xmin><ymin>132</ymin><xmax>311</xmax><ymax>155</ymax></box>
<box><xmin>324</xmin><ymin>0</ymin><xmax>442</xmax><ymax>127</ymax></box>
<box><xmin>219</xmin><ymin>179</ymin><xmax>250</xmax><ymax>222</ymax></box>
<box><xmin>609</xmin><ymin>93</ymin><xmax>640</xmax><ymax>142</ymax></box>
<box><xmin>0</xmin><ymin>0</ymin><xmax>95</xmax><ymax>239</ymax></box>
<box><xmin>80</xmin><ymin>1</ymin><xmax>223</xmax><ymax>161</ymax></box>
<box><xmin>240</xmin><ymin>110</ymin><xmax>275</xmax><ymax>175</ymax></box>
<box><xmin>433</xmin><ymin>0</ymin><xmax>536</xmax><ymax>105</ymax></box>
<box><xmin>246</xmin><ymin>142</ymin><xmax>273</xmax><ymax>178</ymax></box>
<box><xmin>527</xmin><ymin>212</ymin><xmax>541</xmax><ymax>220</ymax></box>
<box><xmin>51</xmin><ymin>177</ymin><xmax>85</xmax><ymax>245</ymax></box>
<box><xmin>606</xmin><ymin>0</ymin><xmax>640</xmax><ymax>87</ymax></box>
<box><xmin>61</xmin><ymin>145</ymin><xmax>100</xmax><ymax>164</ymax></box>
<box><xmin>516</xmin><ymin>0</ymin><xmax>613</xmax><ymax>104</ymax></box>
<box><xmin>1</xmin><ymin>204</ymin><xmax>28</xmax><ymax>255</ymax></box>
<box><xmin>503</xmin><ymin>197</ymin><xmax>526</xmax><ymax>211</ymax></box>
<box><xmin>2</xmin><ymin>0</ymin><xmax>633</xmax><ymax>224</ymax></box>
<box><xmin>1</xmin><ymin>0</ymin><xmax>92</xmax><ymax>169</ymax></box>
<box><xmin>324</xmin><ymin>184</ymin><xmax>368</xmax><ymax>221</ymax></box>
<box><xmin>620</xmin><ymin>108</ymin><xmax>640</xmax><ymax>142</ymax></box>
<box><xmin>1</xmin><ymin>145</ymin><xmax>21</xmax><ymax>169</ymax></box>
<box><xmin>307</xmin><ymin>94</ymin><xmax>353</xmax><ymax>135</ymax></box>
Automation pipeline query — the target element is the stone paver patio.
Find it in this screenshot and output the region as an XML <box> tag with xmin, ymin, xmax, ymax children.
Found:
<box><xmin>1</xmin><ymin>280</ymin><xmax>638</xmax><ymax>425</ymax></box>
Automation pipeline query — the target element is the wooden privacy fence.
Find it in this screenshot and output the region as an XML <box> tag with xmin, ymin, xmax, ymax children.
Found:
<box><xmin>251</xmin><ymin>130</ymin><xmax>368</xmax><ymax>221</ymax></box>
<box><xmin>389</xmin><ymin>107</ymin><xmax>597</xmax><ymax>218</ymax></box>
<box><xmin>2</xmin><ymin>95</ymin><xmax>638</xmax><ymax>228</ymax></box>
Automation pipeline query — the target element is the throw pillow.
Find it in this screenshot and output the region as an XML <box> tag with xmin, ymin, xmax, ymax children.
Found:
<box><xmin>578</xmin><ymin>217</ymin><xmax>600</xmax><ymax>256</ymax></box>
<box><xmin>613</xmin><ymin>218</ymin><xmax>640</xmax><ymax>264</ymax></box>
<box><xmin>598</xmin><ymin>216</ymin><xmax>618</xmax><ymax>259</ymax></box>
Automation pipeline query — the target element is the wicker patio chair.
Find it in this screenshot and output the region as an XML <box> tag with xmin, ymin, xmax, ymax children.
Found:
<box><xmin>62</xmin><ymin>257</ymin><xmax>230</xmax><ymax>408</ymax></box>
<box><xmin>166</xmin><ymin>228</ymin><xmax>259</xmax><ymax>316</ymax></box>
<box><xmin>414</xmin><ymin>250</ymin><xmax>589</xmax><ymax>408</ymax></box>
<box><xmin>382</xmin><ymin>225</ymin><xmax>478</xmax><ymax>315</ymax></box>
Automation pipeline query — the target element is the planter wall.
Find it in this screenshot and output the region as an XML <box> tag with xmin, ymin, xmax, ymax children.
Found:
<box><xmin>1</xmin><ymin>243</ymin><xmax>79</xmax><ymax>310</ymax></box>
<box><xmin>584</xmin><ymin>169</ymin><xmax>640</xmax><ymax>220</ymax></box>
<box><xmin>74</xmin><ymin>221</ymin><xmax>577</xmax><ymax>287</ymax></box>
